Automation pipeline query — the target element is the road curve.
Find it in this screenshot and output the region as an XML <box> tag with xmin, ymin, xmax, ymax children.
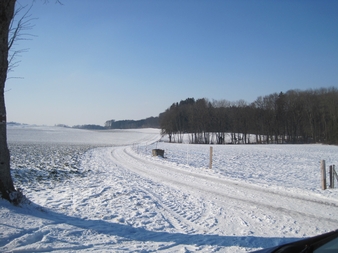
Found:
<box><xmin>110</xmin><ymin>146</ymin><xmax>338</xmax><ymax>230</ymax></box>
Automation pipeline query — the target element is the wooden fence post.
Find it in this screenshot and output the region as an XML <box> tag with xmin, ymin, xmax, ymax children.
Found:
<box><xmin>329</xmin><ymin>165</ymin><xmax>334</xmax><ymax>189</ymax></box>
<box><xmin>333</xmin><ymin>165</ymin><xmax>338</xmax><ymax>186</ymax></box>
<box><xmin>321</xmin><ymin>160</ymin><xmax>326</xmax><ymax>190</ymax></box>
<box><xmin>209</xmin><ymin>146</ymin><xmax>213</xmax><ymax>169</ymax></box>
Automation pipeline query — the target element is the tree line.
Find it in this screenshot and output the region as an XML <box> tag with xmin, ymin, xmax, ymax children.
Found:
<box><xmin>105</xmin><ymin>117</ymin><xmax>159</xmax><ymax>129</ymax></box>
<box><xmin>159</xmin><ymin>87</ymin><xmax>338</xmax><ymax>145</ymax></box>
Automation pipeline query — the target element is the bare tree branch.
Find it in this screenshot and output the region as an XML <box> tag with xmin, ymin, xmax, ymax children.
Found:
<box><xmin>8</xmin><ymin>4</ymin><xmax>36</xmax><ymax>50</ymax></box>
<box><xmin>7</xmin><ymin>3</ymin><xmax>37</xmax><ymax>75</ymax></box>
<box><xmin>42</xmin><ymin>0</ymin><xmax>63</xmax><ymax>5</ymax></box>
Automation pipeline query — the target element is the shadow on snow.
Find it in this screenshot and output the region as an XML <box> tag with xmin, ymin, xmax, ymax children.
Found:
<box><xmin>0</xmin><ymin>200</ymin><xmax>302</xmax><ymax>251</ymax></box>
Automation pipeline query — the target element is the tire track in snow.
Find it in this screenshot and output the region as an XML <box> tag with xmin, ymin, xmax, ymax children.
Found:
<box><xmin>136</xmin><ymin>182</ymin><xmax>216</xmax><ymax>234</ymax></box>
<box><xmin>129</xmin><ymin>147</ymin><xmax>338</xmax><ymax>208</ymax></box>
<box><xmin>110</xmin><ymin>147</ymin><xmax>218</xmax><ymax>235</ymax></box>
<box><xmin>111</xmin><ymin>146</ymin><xmax>338</xmax><ymax>226</ymax></box>
<box><xmin>136</xmin><ymin>184</ymin><xmax>197</xmax><ymax>234</ymax></box>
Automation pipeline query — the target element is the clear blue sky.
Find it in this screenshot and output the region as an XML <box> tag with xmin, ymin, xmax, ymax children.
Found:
<box><xmin>6</xmin><ymin>0</ymin><xmax>338</xmax><ymax>126</ymax></box>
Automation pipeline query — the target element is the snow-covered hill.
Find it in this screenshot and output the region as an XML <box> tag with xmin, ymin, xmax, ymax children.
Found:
<box><xmin>1</xmin><ymin>125</ymin><xmax>338</xmax><ymax>252</ymax></box>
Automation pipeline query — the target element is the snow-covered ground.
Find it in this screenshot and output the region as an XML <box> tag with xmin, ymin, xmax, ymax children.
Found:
<box><xmin>1</xmin><ymin>125</ymin><xmax>338</xmax><ymax>252</ymax></box>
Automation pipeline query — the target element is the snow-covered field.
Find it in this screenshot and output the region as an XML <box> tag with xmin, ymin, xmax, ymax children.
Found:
<box><xmin>1</xmin><ymin>125</ymin><xmax>338</xmax><ymax>252</ymax></box>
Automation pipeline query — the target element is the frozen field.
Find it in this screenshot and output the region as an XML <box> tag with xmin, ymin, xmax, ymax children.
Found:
<box><xmin>1</xmin><ymin>125</ymin><xmax>338</xmax><ymax>252</ymax></box>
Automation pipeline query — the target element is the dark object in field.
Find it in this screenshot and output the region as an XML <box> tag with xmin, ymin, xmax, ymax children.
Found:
<box><xmin>152</xmin><ymin>149</ymin><xmax>164</xmax><ymax>158</ymax></box>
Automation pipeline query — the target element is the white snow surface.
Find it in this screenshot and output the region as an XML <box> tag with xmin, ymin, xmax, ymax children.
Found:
<box><xmin>1</xmin><ymin>125</ymin><xmax>338</xmax><ymax>252</ymax></box>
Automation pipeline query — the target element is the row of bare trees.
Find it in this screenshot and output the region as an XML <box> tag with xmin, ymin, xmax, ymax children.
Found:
<box><xmin>159</xmin><ymin>87</ymin><xmax>338</xmax><ymax>145</ymax></box>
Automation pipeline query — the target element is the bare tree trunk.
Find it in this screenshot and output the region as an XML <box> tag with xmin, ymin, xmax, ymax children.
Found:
<box><xmin>0</xmin><ymin>0</ymin><xmax>16</xmax><ymax>201</ymax></box>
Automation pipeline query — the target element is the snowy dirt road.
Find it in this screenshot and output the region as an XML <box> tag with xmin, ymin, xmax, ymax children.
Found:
<box><xmin>2</xmin><ymin>126</ymin><xmax>338</xmax><ymax>252</ymax></box>
<box><xmin>114</xmin><ymin>146</ymin><xmax>338</xmax><ymax>226</ymax></box>
<box><xmin>109</xmin><ymin>146</ymin><xmax>338</xmax><ymax>250</ymax></box>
